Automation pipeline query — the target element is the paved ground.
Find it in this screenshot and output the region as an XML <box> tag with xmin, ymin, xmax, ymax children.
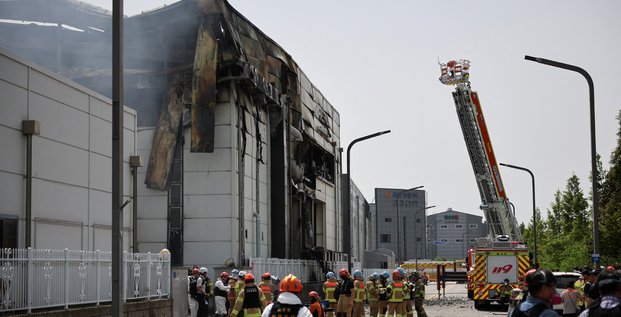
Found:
<box><xmin>421</xmin><ymin>282</ymin><xmax>509</xmax><ymax>317</ymax></box>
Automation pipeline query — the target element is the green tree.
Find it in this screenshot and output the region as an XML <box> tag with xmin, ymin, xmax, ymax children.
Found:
<box><xmin>561</xmin><ymin>174</ymin><xmax>589</xmax><ymax>235</ymax></box>
<box><xmin>599</xmin><ymin>109</ymin><xmax>621</xmax><ymax>263</ymax></box>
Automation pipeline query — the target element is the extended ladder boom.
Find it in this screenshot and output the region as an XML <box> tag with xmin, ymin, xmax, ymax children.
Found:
<box><xmin>439</xmin><ymin>60</ymin><xmax>522</xmax><ymax>242</ymax></box>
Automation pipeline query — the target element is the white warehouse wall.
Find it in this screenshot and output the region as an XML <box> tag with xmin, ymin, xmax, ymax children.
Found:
<box><xmin>0</xmin><ymin>49</ymin><xmax>137</xmax><ymax>251</ymax></box>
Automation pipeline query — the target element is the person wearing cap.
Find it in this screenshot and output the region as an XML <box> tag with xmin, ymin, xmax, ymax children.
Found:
<box><xmin>229</xmin><ymin>270</ymin><xmax>240</xmax><ymax>315</ymax></box>
<box><xmin>586</xmin><ymin>269</ymin><xmax>602</xmax><ymax>307</ymax></box>
<box><xmin>261</xmin><ymin>274</ymin><xmax>312</xmax><ymax>317</ymax></box>
<box><xmin>259</xmin><ymin>272</ymin><xmax>274</xmax><ymax>305</ymax></box>
<box><xmin>197</xmin><ymin>267</ymin><xmax>212</xmax><ymax>317</ymax></box>
<box><xmin>377</xmin><ymin>271</ymin><xmax>390</xmax><ymax>317</ymax></box>
<box><xmin>351</xmin><ymin>270</ymin><xmax>366</xmax><ymax>317</ymax></box>
<box><xmin>215</xmin><ymin>271</ymin><xmax>231</xmax><ymax>317</ymax></box>
<box><xmin>386</xmin><ymin>270</ymin><xmax>406</xmax><ymax>317</ymax></box>
<box><xmin>578</xmin><ymin>269</ymin><xmax>621</xmax><ymax>317</ymax></box>
<box><xmin>231</xmin><ymin>273</ymin><xmax>267</xmax><ymax>317</ymax></box>
<box><xmin>188</xmin><ymin>266</ymin><xmax>201</xmax><ymax>317</ymax></box>
<box><xmin>336</xmin><ymin>269</ymin><xmax>354</xmax><ymax>317</ymax></box>
<box><xmin>411</xmin><ymin>271</ymin><xmax>427</xmax><ymax>317</ymax></box>
<box><xmin>323</xmin><ymin>272</ymin><xmax>338</xmax><ymax>317</ymax></box>
<box><xmin>366</xmin><ymin>273</ymin><xmax>380</xmax><ymax>317</ymax></box>
<box><xmin>309</xmin><ymin>291</ymin><xmax>325</xmax><ymax>317</ymax></box>
<box><xmin>510</xmin><ymin>269</ymin><xmax>560</xmax><ymax>317</ymax></box>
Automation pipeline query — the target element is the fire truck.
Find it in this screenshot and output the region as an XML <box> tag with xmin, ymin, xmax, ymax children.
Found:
<box><xmin>439</xmin><ymin>60</ymin><xmax>531</xmax><ymax>309</ymax></box>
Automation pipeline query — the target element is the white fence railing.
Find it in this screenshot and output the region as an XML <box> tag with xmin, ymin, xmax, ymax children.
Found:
<box><xmin>251</xmin><ymin>258</ymin><xmax>357</xmax><ymax>283</ymax></box>
<box><xmin>0</xmin><ymin>248</ymin><xmax>170</xmax><ymax>313</ymax></box>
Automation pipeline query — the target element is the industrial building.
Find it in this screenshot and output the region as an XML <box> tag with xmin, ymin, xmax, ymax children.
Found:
<box><xmin>426</xmin><ymin>208</ymin><xmax>488</xmax><ymax>260</ymax></box>
<box><xmin>373</xmin><ymin>188</ymin><xmax>428</xmax><ymax>263</ymax></box>
<box><xmin>0</xmin><ymin>0</ymin><xmax>374</xmax><ymax>275</ymax></box>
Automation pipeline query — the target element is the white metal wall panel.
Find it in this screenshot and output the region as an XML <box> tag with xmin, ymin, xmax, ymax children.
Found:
<box><xmin>90</xmin><ymin>116</ymin><xmax>111</xmax><ymax>156</ymax></box>
<box><xmin>0</xmin><ymin>126</ymin><xmax>24</xmax><ymax>173</ymax></box>
<box><xmin>0</xmin><ymin>80</ymin><xmax>28</xmax><ymax>129</ymax></box>
<box><xmin>93</xmin><ymin>226</ymin><xmax>111</xmax><ymax>251</ymax></box>
<box><xmin>35</xmin><ymin>221</ymin><xmax>82</xmax><ymax>250</ymax></box>
<box><xmin>184</xmin><ymin>148</ymin><xmax>232</xmax><ymax>172</ymax></box>
<box><xmin>89</xmin><ymin>152</ymin><xmax>112</xmax><ymax>191</ymax></box>
<box><xmin>184</xmin><ymin>217</ymin><xmax>232</xmax><ymax>242</ymax></box>
<box><xmin>32</xmin><ymin>179</ymin><xmax>88</xmax><ymax>223</ymax></box>
<box><xmin>183</xmin><ymin>194</ymin><xmax>232</xmax><ymax>218</ymax></box>
<box><xmin>0</xmin><ymin>172</ymin><xmax>23</xmax><ymax>215</ymax></box>
<box><xmin>88</xmin><ymin>189</ymin><xmax>111</xmax><ymax>225</ymax></box>
<box><xmin>137</xmin><ymin>219</ymin><xmax>167</xmax><ymax>242</ymax></box>
<box><xmin>29</xmin><ymin>70</ymin><xmax>89</xmax><ymax>113</ymax></box>
<box><xmin>0</xmin><ymin>53</ymin><xmax>28</xmax><ymax>88</ymax></box>
<box><xmin>137</xmin><ymin>195</ymin><xmax>168</xmax><ymax>219</ymax></box>
<box><xmin>29</xmin><ymin>92</ymin><xmax>89</xmax><ymax>149</ymax></box>
<box><xmin>32</xmin><ymin>137</ymin><xmax>89</xmax><ymax>187</ymax></box>
<box><xmin>183</xmin><ymin>171</ymin><xmax>232</xmax><ymax>195</ymax></box>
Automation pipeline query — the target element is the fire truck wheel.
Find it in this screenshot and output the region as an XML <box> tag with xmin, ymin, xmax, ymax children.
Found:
<box><xmin>474</xmin><ymin>300</ymin><xmax>487</xmax><ymax>310</ymax></box>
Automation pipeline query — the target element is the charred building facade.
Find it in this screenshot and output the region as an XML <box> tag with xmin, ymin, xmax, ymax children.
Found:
<box><xmin>0</xmin><ymin>0</ymin><xmax>344</xmax><ymax>269</ymax></box>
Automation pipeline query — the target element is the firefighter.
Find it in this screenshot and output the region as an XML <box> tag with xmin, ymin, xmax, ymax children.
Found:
<box><xmin>378</xmin><ymin>271</ymin><xmax>390</xmax><ymax>317</ymax></box>
<box><xmin>386</xmin><ymin>270</ymin><xmax>405</xmax><ymax>317</ymax></box>
<box><xmin>498</xmin><ymin>278</ymin><xmax>513</xmax><ymax>303</ymax></box>
<box><xmin>366</xmin><ymin>273</ymin><xmax>380</xmax><ymax>317</ymax></box>
<box><xmin>309</xmin><ymin>291</ymin><xmax>325</xmax><ymax>317</ymax></box>
<box><xmin>411</xmin><ymin>271</ymin><xmax>427</xmax><ymax>317</ymax></box>
<box><xmin>352</xmin><ymin>270</ymin><xmax>366</xmax><ymax>317</ymax></box>
<box><xmin>323</xmin><ymin>272</ymin><xmax>338</xmax><ymax>317</ymax></box>
<box><xmin>405</xmin><ymin>274</ymin><xmax>416</xmax><ymax>317</ymax></box>
<box><xmin>228</xmin><ymin>269</ymin><xmax>240</xmax><ymax>315</ymax></box>
<box><xmin>259</xmin><ymin>272</ymin><xmax>274</xmax><ymax>305</ymax></box>
<box><xmin>336</xmin><ymin>268</ymin><xmax>354</xmax><ymax>317</ymax></box>
<box><xmin>231</xmin><ymin>273</ymin><xmax>267</xmax><ymax>317</ymax></box>
<box><xmin>396</xmin><ymin>268</ymin><xmax>410</xmax><ymax>317</ymax></box>
<box><xmin>261</xmin><ymin>274</ymin><xmax>312</xmax><ymax>317</ymax></box>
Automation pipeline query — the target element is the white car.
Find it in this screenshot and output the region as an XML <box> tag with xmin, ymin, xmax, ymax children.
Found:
<box><xmin>552</xmin><ymin>272</ymin><xmax>581</xmax><ymax>314</ymax></box>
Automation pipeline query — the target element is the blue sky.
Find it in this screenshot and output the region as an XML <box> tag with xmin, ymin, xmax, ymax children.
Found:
<box><xmin>86</xmin><ymin>0</ymin><xmax>621</xmax><ymax>226</ymax></box>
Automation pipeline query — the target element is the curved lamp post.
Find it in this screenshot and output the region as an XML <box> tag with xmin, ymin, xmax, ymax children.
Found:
<box><xmin>414</xmin><ymin>205</ymin><xmax>436</xmax><ymax>267</ymax></box>
<box><xmin>524</xmin><ymin>55</ymin><xmax>599</xmax><ymax>266</ymax></box>
<box><xmin>345</xmin><ymin>130</ymin><xmax>391</xmax><ymax>270</ymax></box>
<box><xmin>499</xmin><ymin>162</ymin><xmax>538</xmax><ymax>268</ymax></box>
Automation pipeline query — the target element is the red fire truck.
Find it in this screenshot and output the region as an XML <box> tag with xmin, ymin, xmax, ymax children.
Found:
<box><xmin>440</xmin><ymin>60</ymin><xmax>531</xmax><ymax>309</ymax></box>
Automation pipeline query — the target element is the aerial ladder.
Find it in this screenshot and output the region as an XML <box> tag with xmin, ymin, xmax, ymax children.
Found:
<box><xmin>439</xmin><ymin>60</ymin><xmax>529</xmax><ymax>309</ymax></box>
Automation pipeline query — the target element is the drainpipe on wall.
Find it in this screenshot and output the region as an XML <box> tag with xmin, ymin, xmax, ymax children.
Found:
<box><xmin>129</xmin><ymin>155</ymin><xmax>143</xmax><ymax>253</ymax></box>
<box><xmin>22</xmin><ymin>120</ymin><xmax>40</xmax><ymax>248</ymax></box>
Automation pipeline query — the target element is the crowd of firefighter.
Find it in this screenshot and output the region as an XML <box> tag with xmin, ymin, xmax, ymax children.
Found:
<box><xmin>187</xmin><ymin>266</ymin><xmax>428</xmax><ymax>317</ymax></box>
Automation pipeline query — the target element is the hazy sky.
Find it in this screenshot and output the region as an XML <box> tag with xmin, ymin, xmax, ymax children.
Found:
<box><xmin>86</xmin><ymin>0</ymin><xmax>621</xmax><ymax>226</ymax></box>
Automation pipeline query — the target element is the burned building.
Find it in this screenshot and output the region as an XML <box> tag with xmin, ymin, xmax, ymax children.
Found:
<box><xmin>0</xmin><ymin>0</ymin><xmax>344</xmax><ymax>269</ymax></box>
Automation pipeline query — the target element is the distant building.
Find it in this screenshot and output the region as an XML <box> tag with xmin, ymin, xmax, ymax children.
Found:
<box><xmin>426</xmin><ymin>208</ymin><xmax>488</xmax><ymax>260</ymax></box>
<box><xmin>342</xmin><ymin>176</ymin><xmax>370</xmax><ymax>264</ymax></box>
<box><xmin>374</xmin><ymin>188</ymin><xmax>428</xmax><ymax>263</ymax></box>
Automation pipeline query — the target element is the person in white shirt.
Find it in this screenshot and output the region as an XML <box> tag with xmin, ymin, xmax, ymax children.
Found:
<box><xmin>261</xmin><ymin>274</ymin><xmax>312</xmax><ymax>317</ymax></box>
<box><xmin>215</xmin><ymin>271</ymin><xmax>231</xmax><ymax>317</ymax></box>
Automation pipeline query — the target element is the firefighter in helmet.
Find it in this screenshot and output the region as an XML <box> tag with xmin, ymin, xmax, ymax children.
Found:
<box><xmin>231</xmin><ymin>273</ymin><xmax>267</xmax><ymax>317</ymax></box>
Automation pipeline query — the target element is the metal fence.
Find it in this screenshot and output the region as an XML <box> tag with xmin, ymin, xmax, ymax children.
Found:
<box><xmin>0</xmin><ymin>248</ymin><xmax>170</xmax><ymax>313</ymax></box>
<box><xmin>250</xmin><ymin>258</ymin><xmax>356</xmax><ymax>283</ymax></box>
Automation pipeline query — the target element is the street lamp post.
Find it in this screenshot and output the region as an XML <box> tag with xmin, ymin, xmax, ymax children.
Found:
<box><xmin>396</xmin><ymin>186</ymin><xmax>425</xmax><ymax>264</ymax></box>
<box><xmin>499</xmin><ymin>162</ymin><xmax>538</xmax><ymax>267</ymax></box>
<box><xmin>345</xmin><ymin>130</ymin><xmax>391</xmax><ymax>271</ymax></box>
<box><xmin>524</xmin><ymin>55</ymin><xmax>599</xmax><ymax>266</ymax></box>
<box><xmin>414</xmin><ymin>205</ymin><xmax>436</xmax><ymax>267</ymax></box>
<box><xmin>426</xmin><ymin>219</ymin><xmax>444</xmax><ymax>260</ymax></box>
